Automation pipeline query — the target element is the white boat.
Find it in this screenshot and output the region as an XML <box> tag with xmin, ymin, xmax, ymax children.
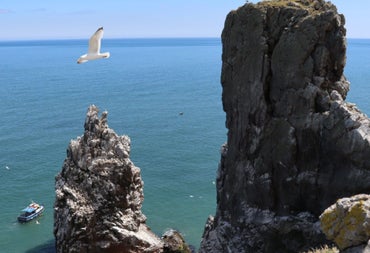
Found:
<box><xmin>17</xmin><ymin>202</ymin><xmax>44</xmax><ymax>222</ymax></box>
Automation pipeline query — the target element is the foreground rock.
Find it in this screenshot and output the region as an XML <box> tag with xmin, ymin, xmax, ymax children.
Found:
<box><xmin>54</xmin><ymin>105</ymin><xmax>163</xmax><ymax>253</ymax></box>
<box><xmin>320</xmin><ymin>194</ymin><xmax>370</xmax><ymax>251</ymax></box>
<box><xmin>200</xmin><ymin>0</ymin><xmax>370</xmax><ymax>252</ymax></box>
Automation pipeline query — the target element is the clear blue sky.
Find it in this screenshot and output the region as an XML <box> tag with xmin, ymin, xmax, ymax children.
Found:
<box><xmin>1</xmin><ymin>0</ymin><xmax>369</xmax><ymax>40</ymax></box>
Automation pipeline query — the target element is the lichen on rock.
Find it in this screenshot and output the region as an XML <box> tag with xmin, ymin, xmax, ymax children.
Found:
<box><xmin>54</xmin><ymin>105</ymin><xmax>163</xmax><ymax>253</ymax></box>
<box><xmin>320</xmin><ymin>194</ymin><xmax>370</xmax><ymax>250</ymax></box>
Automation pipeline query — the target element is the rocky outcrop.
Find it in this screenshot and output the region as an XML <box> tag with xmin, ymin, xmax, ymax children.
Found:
<box><xmin>200</xmin><ymin>0</ymin><xmax>370</xmax><ymax>252</ymax></box>
<box><xmin>320</xmin><ymin>194</ymin><xmax>370</xmax><ymax>251</ymax></box>
<box><xmin>54</xmin><ymin>105</ymin><xmax>163</xmax><ymax>253</ymax></box>
<box><xmin>162</xmin><ymin>230</ymin><xmax>192</xmax><ymax>253</ymax></box>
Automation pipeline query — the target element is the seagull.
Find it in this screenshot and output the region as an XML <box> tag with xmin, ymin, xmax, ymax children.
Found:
<box><xmin>77</xmin><ymin>27</ymin><xmax>110</xmax><ymax>64</ymax></box>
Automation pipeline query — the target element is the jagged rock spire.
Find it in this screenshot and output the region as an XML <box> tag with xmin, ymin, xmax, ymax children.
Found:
<box><xmin>54</xmin><ymin>105</ymin><xmax>163</xmax><ymax>253</ymax></box>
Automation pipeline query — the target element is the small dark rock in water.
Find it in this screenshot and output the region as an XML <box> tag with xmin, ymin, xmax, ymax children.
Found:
<box><xmin>162</xmin><ymin>229</ymin><xmax>192</xmax><ymax>253</ymax></box>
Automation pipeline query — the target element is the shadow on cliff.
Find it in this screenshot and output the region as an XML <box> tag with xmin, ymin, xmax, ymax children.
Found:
<box><xmin>25</xmin><ymin>240</ymin><xmax>55</xmax><ymax>253</ymax></box>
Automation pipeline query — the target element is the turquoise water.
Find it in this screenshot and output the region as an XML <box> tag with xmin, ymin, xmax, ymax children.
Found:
<box><xmin>0</xmin><ymin>38</ymin><xmax>370</xmax><ymax>252</ymax></box>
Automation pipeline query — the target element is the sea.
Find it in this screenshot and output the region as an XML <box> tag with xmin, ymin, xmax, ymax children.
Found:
<box><xmin>0</xmin><ymin>38</ymin><xmax>369</xmax><ymax>253</ymax></box>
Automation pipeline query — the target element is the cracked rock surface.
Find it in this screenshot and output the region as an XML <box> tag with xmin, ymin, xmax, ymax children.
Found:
<box><xmin>200</xmin><ymin>0</ymin><xmax>370</xmax><ymax>252</ymax></box>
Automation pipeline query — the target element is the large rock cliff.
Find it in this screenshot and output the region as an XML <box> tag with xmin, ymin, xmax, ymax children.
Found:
<box><xmin>200</xmin><ymin>0</ymin><xmax>370</xmax><ymax>252</ymax></box>
<box><xmin>54</xmin><ymin>105</ymin><xmax>163</xmax><ymax>253</ymax></box>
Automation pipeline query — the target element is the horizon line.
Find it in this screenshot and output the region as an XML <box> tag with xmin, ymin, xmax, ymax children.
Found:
<box><xmin>0</xmin><ymin>36</ymin><xmax>369</xmax><ymax>42</ymax></box>
<box><xmin>0</xmin><ymin>36</ymin><xmax>224</xmax><ymax>42</ymax></box>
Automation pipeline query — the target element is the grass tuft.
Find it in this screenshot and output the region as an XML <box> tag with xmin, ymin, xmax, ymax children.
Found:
<box><xmin>301</xmin><ymin>245</ymin><xmax>339</xmax><ymax>253</ymax></box>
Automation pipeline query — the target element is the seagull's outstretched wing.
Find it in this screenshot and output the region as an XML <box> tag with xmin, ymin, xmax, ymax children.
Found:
<box><xmin>88</xmin><ymin>27</ymin><xmax>104</xmax><ymax>54</ymax></box>
<box><xmin>77</xmin><ymin>27</ymin><xmax>109</xmax><ymax>64</ymax></box>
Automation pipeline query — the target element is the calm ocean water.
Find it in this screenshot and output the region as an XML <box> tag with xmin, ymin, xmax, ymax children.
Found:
<box><xmin>0</xmin><ymin>38</ymin><xmax>369</xmax><ymax>252</ymax></box>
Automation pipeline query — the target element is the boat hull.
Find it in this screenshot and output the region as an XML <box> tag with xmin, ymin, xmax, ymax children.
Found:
<box><xmin>17</xmin><ymin>205</ymin><xmax>44</xmax><ymax>222</ymax></box>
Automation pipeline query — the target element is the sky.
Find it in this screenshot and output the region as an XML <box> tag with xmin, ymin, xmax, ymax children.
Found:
<box><xmin>0</xmin><ymin>0</ymin><xmax>369</xmax><ymax>40</ymax></box>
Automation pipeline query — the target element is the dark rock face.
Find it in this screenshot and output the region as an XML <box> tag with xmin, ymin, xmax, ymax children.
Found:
<box><xmin>54</xmin><ymin>105</ymin><xmax>163</xmax><ymax>253</ymax></box>
<box><xmin>200</xmin><ymin>0</ymin><xmax>370</xmax><ymax>252</ymax></box>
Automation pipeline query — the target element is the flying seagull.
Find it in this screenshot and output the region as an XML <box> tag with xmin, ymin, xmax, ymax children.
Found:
<box><xmin>77</xmin><ymin>27</ymin><xmax>110</xmax><ymax>64</ymax></box>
